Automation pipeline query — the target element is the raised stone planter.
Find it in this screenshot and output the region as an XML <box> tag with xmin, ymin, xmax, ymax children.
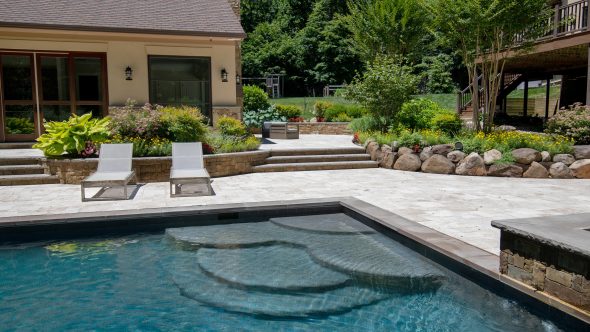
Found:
<box><xmin>297</xmin><ymin>122</ymin><xmax>352</xmax><ymax>135</ymax></box>
<box><xmin>47</xmin><ymin>150</ymin><xmax>270</xmax><ymax>184</ymax></box>
<box><xmin>493</xmin><ymin>214</ymin><xmax>590</xmax><ymax>313</ymax></box>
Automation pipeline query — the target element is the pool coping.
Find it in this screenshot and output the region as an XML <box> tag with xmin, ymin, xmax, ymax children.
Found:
<box><xmin>0</xmin><ymin>197</ymin><xmax>588</xmax><ymax>326</ymax></box>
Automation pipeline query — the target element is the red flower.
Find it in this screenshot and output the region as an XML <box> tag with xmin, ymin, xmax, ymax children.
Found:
<box><xmin>202</xmin><ymin>143</ymin><xmax>215</xmax><ymax>154</ymax></box>
<box><xmin>288</xmin><ymin>117</ymin><xmax>305</xmax><ymax>122</ymax></box>
<box><xmin>352</xmin><ymin>132</ymin><xmax>360</xmax><ymax>144</ymax></box>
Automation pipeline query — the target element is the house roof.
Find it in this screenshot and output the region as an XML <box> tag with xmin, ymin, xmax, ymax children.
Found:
<box><xmin>0</xmin><ymin>0</ymin><xmax>245</xmax><ymax>38</ymax></box>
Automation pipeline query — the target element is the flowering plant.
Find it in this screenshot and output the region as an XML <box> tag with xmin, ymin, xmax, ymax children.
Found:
<box><xmin>546</xmin><ymin>103</ymin><xmax>590</xmax><ymax>144</ymax></box>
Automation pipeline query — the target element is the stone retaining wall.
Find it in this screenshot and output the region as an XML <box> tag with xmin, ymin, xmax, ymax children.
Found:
<box><xmin>365</xmin><ymin>141</ymin><xmax>590</xmax><ymax>179</ymax></box>
<box><xmin>297</xmin><ymin>122</ymin><xmax>352</xmax><ymax>135</ymax></box>
<box><xmin>47</xmin><ymin>150</ymin><xmax>269</xmax><ymax>184</ymax></box>
<box><xmin>499</xmin><ymin>232</ymin><xmax>590</xmax><ymax>311</ymax></box>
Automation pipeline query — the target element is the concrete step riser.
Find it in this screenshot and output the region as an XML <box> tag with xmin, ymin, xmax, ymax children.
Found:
<box><xmin>253</xmin><ymin>161</ymin><xmax>378</xmax><ymax>173</ymax></box>
<box><xmin>270</xmin><ymin>148</ymin><xmax>366</xmax><ymax>157</ymax></box>
<box><xmin>0</xmin><ymin>158</ymin><xmax>43</xmax><ymax>166</ymax></box>
<box><xmin>266</xmin><ymin>154</ymin><xmax>371</xmax><ymax>164</ymax></box>
<box><xmin>0</xmin><ymin>177</ymin><xmax>59</xmax><ymax>186</ymax></box>
<box><xmin>0</xmin><ymin>167</ymin><xmax>45</xmax><ymax>176</ymax></box>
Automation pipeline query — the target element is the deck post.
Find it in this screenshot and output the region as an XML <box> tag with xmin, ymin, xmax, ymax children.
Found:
<box><xmin>554</xmin><ymin>5</ymin><xmax>559</xmax><ymax>36</ymax></box>
<box><xmin>545</xmin><ymin>76</ymin><xmax>551</xmax><ymax>122</ymax></box>
<box><xmin>523</xmin><ymin>78</ymin><xmax>529</xmax><ymax>117</ymax></box>
<box><xmin>587</xmin><ymin>44</ymin><xmax>590</xmax><ymax>105</ymax></box>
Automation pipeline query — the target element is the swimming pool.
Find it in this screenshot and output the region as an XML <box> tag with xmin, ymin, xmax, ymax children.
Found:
<box><xmin>0</xmin><ymin>209</ymin><xmax>575</xmax><ymax>331</ymax></box>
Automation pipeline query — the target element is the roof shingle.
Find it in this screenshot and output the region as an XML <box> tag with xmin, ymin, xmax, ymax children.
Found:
<box><xmin>0</xmin><ymin>0</ymin><xmax>245</xmax><ymax>38</ymax></box>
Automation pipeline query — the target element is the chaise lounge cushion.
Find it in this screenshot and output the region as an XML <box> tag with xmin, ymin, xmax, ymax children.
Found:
<box><xmin>170</xmin><ymin>168</ymin><xmax>210</xmax><ymax>180</ymax></box>
<box><xmin>83</xmin><ymin>171</ymin><xmax>135</xmax><ymax>183</ymax></box>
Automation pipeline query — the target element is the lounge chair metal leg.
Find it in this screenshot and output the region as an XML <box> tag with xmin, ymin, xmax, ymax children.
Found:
<box><xmin>81</xmin><ymin>184</ymin><xmax>86</xmax><ymax>202</ymax></box>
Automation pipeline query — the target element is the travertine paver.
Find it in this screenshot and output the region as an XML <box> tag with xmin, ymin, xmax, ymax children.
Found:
<box><xmin>258</xmin><ymin>134</ymin><xmax>356</xmax><ymax>150</ymax></box>
<box><xmin>2</xmin><ymin>168</ymin><xmax>590</xmax><ymax>255</ymax></box>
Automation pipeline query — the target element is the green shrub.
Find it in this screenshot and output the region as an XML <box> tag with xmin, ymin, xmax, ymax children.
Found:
<box><xmin>398</xmin><ymin>99</ymin><xmax>439</xmax><ymax>130</ymax></box>
<box><xmin>159</xmin><ymin>106</ymin><xmax>208</xmax><ymax>142</ymax></box>
<box><xmin>109</xmin><ymin>104</ymin><xmax>162</xmax><ymax>139</ymax></box>
<box><xmin>345</xmin><ymin>56</ymin><xmax>418</xmax><ymax>131</ymax></box>
<box><xmin>34</xmin><ymin>113</ymin><xmax>111</xmax><ymax>157</ymax></box>
<box><xmin>431</xmin><ymin>113</ymin><xmax>463</xmax><ymax>134</ymax></box>
<box><xmin>275</xmin><ymin>104</ymin><xmax>302</xmax><ymax>119</ymax></box>
<box><xmin>243</xmin><ymin>85</ymin><xmax>270</xmax><ymax>113</ymax></box>
<box><xmin>324</xmin><ymin>104</ymin><xmax>366</xmax><ymax>122</ymax></box>
<box><xmin>5</xmin><ymin>117</ymin><xmax>35</xmax><ymax>134</ymax></box>
<box><xmin>111</xmin><ymin>136</ymin><xmax>172</xmax><ymax>157</ymax></box>
<box><xmin>208</xmin><ymin>134</ymin><xmax>260</xmax><ymax>153</ymax></box>
<box><xmin>546</xmin><ymin>103</ymin><xmax>590</xmax><ymax>144</ymax></box>
<box><xmin>216</xmin><ymin>116</ymin><xmax>247</xmax><ymax>137</ymax></box>
<box><xmin>349</xmin><ymin>115</ymin><xmax>385</xmax><ymax>132</ymax></box>
<box><xmin>243</xmin><ymin>106</ymin><xmax>286</xmax><ymax>128</ymax></box>
<box><xmin>333</xmin><ymin>113</ymin><xmax>353</xmax><ymax>122</ymax></box>
<box><xmin>313</xmin><ymin>101</ymin><xmax>333</xmax><ymax>119</ymax></box>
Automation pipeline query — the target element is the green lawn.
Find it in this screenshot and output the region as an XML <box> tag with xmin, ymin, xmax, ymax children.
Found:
<box><xmin>507</xmin><ymin>86</ymin><xmax>560</xmax><ymax>99</ymax></box>
<box><xmin>272</xmin><ymin>94</ymin><xmax>457</xmax><ymax>119</ymax></box>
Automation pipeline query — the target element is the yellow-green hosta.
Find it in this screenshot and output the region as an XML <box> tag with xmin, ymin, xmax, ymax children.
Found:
<box><xmin>33</xmin><ymin>113</ymin><xmax>111</xmax><ymax>157</ymax></box>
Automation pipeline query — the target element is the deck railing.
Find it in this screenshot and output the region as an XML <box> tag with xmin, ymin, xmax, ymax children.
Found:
<box><xmin>517</xmin><ymin>0</ymin><xmax>590</xmax><ymax>44</ymax></box>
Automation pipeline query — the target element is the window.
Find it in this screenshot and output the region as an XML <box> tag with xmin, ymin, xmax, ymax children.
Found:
<box><xmin>149</xmin><ymin>56</ymin><xmax>211</xmax><ymax>118</ymax></box>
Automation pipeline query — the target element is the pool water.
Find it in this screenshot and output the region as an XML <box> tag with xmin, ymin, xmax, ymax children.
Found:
<box><xmin>0</xmin><ymin>214</ymin><xmax>563</xmax><ymax>331</ymax></box>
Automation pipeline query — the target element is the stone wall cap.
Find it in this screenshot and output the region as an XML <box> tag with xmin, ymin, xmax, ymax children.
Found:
<box><xmin>492</xmin><ymin>213</ymin><xmax>590</xmax><ymax>257</ymax></box>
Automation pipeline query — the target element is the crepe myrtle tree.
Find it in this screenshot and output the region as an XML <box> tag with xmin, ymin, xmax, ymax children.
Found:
<box><xmin>425</xmin><ymin>0</ymin><xmax>552</xmax><ymax>132</ymax></box>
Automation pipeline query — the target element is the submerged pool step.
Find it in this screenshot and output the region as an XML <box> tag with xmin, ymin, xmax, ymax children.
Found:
<box><xmin>252</xmin><ymin>160</ymin><xmax>378</xmax><ymax>173</ymax></box>
<box><xmin>171</xmin><ymin>251</ymin><xmax>390</xmax><ymax>318</ymax></box>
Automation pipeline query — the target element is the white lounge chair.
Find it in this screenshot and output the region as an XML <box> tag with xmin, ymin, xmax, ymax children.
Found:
<box><xmin>81</xmin><ymin>143</ymin><xmax>136</xmax><ymax>202</ymax></box>
<box><xmin>170</xmin><ymin>142</ymin><xmax>213</xmax><ymax>197</ymax></box>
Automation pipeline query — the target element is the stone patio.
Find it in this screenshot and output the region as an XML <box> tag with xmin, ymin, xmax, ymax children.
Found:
<box><xmin>2</xmin><ymin>167</ymin><xmax>590</xmax><ymax>255</ymax></box>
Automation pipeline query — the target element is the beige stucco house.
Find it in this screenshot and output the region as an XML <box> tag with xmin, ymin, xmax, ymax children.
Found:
<box><xmin>0</xmin><ymin>0</ymin><xmax>245</xmax><ymax>142</ymax></box>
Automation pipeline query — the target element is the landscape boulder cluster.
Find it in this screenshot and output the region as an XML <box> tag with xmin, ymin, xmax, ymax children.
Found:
<box><xmin>365</xmin><ymin>141</ymin><xmax>590</xmax><ymax>179</ymax></box>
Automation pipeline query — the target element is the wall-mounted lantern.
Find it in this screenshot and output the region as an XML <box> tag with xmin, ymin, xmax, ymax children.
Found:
<box><xmin>236</xmin><ymin>73</ymin><xmax>241</xmax><ymax>85</ymax></box>
<box><xmin>125</xmin><ymin>66</ymin><xmax>133</xmax><ymax>81</ymax></box>
<box><xmin>221</xmin><ymin>68</ymin><xmax>228</xmax><ymax>82</ymax></box>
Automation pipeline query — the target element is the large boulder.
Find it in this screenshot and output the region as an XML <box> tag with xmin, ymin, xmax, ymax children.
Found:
<box><xmin>511</xmin><ymin>148</ymin><xmax>542</xmax><ymax>165</ymax></box>
<box><xmin>421</xmin><ymin>155</ymin><xmax>455</xmax><ymax>174</ymax></box>
<box><xmin>377</xmin><ymin>145</ymin><xmax>392</xmax><ymax>164</ymax></box>
<box><xmin>431</xmin><ymin>144</ymin><xmax>454</xmax><ymax>156</ymax></box>
<box><xmin>456</xmin><ymin>152</ymin><xmax>486</xmax><ymax>176</ymax></box>
<box><xmin>447</xmin><ymin>150</ymin><xmax>466</xmax><ymax>163</ymax></box>
<box><xmin>380</xmin><ymin>151</ymin><xmax>398</xmax><ymax>169</ymax></box>
<box><xmin>419</xmin><ymin>146</ymin><xmax>433</xmax><ymax>162</ymax></box>
<box><xmin>569</xmin><ymin>159</ymin><xmax>590</xmax><ymax>179</ymax></box>
<box><xmin>574</xmin><ymin>145</ymin><xmax>590</xmax><ymax>159</ymax></box>
<box><xmin>549</xmin><ymin>162</ymin><xmax>574</xmax><ymax>179</ymax></box>
<box><xmin>540</xmin><ymin>151</ymin><xmax>551</xmax><ymax>162</ymax></box>
<box><xmin>523</xmin><ymin>161</ymin><xmax>549</xmax><ymax>179</ymax></box>
<box><xmin>398</xmin><ymin>147</ymin><xmax>413</xmax><ymax>156</ymax></box>
<box><xmin>393</xmin><ymin>153</ymin><xmax>422</xmax><ymax>172</ymax></box>
<box><xmin>488</xmin><ymin>164</ymin><xmax>523</xmax><ymax>177</ymax></box>
<box><xmin>367</xmin><ymin>141</ymin><xmax>382</xmax><ymax>161</ymax></box>
<box><xmin>483</xmin><ymin>149</ymin><xmax>502</xmax><ymax>165</ymax></box>
<box><xmin>552</xmin><ymin>154</ymin><xmax>576</xmax><ymax>166</ymax></box>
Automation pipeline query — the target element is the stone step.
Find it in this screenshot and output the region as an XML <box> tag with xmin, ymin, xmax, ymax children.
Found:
<box><xmin>0</xmin><ymin>157</ymin><xmax>44</xmax><ymax>166</ymax></box>
<box><xmin>0</xmin><ymin>174</ymin><xmax>59</xmax><ymax>186</ymax></box>
<box><xmin>0</xmin><ymin>165</ymin><xmax>45</xmax><ymax>176</ymax></box>
<box><xmin>252</xmin><ymin>160</ymin><xmax>378</xmax><ymax>173</ymax></box>
<box><xmin>265</xmin><ymin>154</ymin><xmax>371</xmax><ymax>164</ymax></box>
<box><xmin>270</xmin><ymin>147</ymin><xmax>366</xmax><ymax>157</ymax></box>
<box><xmin>0</xmin><ymin>142</ymin><xmax>35</xmax><ymax>149</ymax></box>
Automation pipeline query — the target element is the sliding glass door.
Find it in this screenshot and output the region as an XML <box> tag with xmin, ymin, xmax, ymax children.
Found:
<box><xmin>149</xmin><ymin>56</ymin><xmax>211</xmax><ymax>119</ymax></box>
<box><xmin>0</xmin><ymin>51</ymin><xmax>107</xmax><ymax>142</ymax></box>
<box><xmin>0</xmin><ymin>54</ymin><xmax>37</xmax><ymax>141</ymax></box>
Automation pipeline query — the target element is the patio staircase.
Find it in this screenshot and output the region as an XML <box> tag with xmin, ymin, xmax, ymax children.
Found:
<box><xmin>252</xmin><ymin>147</ymin><xmax>378</xmax><ymax>173</ymax></box>
<box><xmin>0</xmin><ymin>157</ymin><xmax>59</xmax><ymax>186</ymax></box>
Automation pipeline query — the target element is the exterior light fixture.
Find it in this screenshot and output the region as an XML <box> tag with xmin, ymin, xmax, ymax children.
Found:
<box><xmin>125</xmin><ymin>66</ymin><xmax>133</xmax><ymax>81</ymax></box>
<box><xmin>455</xmin><ymin>141</ymin><xmax>464</xmax><ymax>151</ymax></box>
<box><xmin>236</xmin><ymin>73</ymin><xmax>241</xmax><ymax>85</ymax></box>
<box><xmin>221</xmin><ymin>68</ymin><xmax>228</xmax><ymax>82</ymax></box>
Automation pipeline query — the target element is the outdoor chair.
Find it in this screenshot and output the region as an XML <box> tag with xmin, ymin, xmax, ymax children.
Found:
<box><xmin>169</xmin><ymin>142</ymin><xmax>213</xmax><ymax>197</ymax></box>
<box><xmin>81</xmin><ymin>143</ymin><xmax>136</xmax><ymax>202</ymax></box>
